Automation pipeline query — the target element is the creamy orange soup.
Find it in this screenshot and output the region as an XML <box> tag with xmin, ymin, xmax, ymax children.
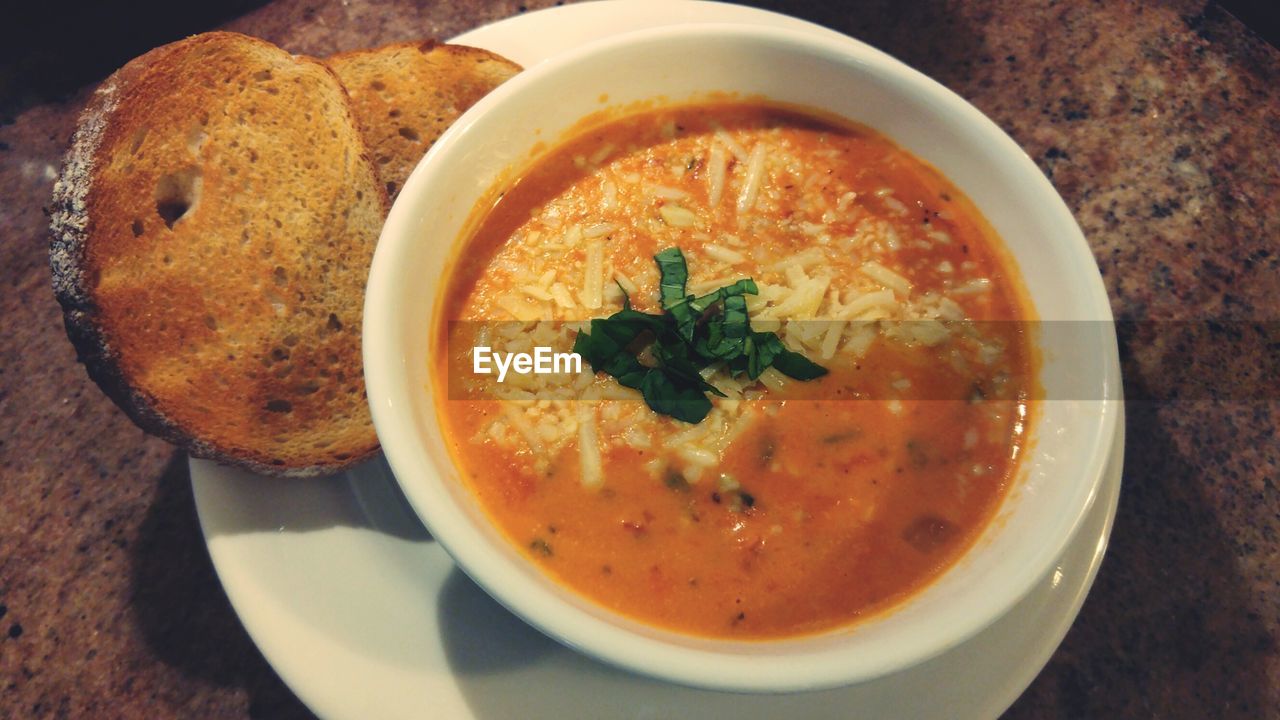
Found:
<box><xmin>435</xmin><ymin>102</ymin><xmax>1036</xmax><ymax>639</ymax></box>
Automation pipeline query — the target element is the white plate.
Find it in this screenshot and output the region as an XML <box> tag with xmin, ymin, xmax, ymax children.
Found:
<box><xmin>193</xmin><ymin>3</ymin><xmax>1125</xmax><ymax>718</ymax></box>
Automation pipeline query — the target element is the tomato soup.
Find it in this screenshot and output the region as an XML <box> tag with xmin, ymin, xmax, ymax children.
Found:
<box><xmin>434</xmin><ymin>102</ymin><xmax>1036</xmax><ymax>639</ymax></box>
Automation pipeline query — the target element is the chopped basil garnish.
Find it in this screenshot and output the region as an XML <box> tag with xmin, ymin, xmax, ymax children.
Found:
<box><xmin>529</xmin><ymin>538</ymin><xmax>554</xmax><ymax>557</ymax></box>
<box><xmin>573</xmin><ymin>247</ymin><xmax>827</xmax><ymax>423</ymax></box>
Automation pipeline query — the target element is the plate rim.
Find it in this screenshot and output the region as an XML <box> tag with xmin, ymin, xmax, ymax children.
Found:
<box><xmin>192</xmin><ymin>408</ymin><xmax>1123</xmax><ymax>720</ymax></box>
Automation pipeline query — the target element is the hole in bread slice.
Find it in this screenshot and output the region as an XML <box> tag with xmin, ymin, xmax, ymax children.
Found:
<box><xmin>265</xmin><ymin>399</ymin><xmax>293</xmax><ymax>413</ymax></box>
<box><xmin>155</xmin><ymin>166</ymin><xmax>202</xmax><ymax>229</ymax></box>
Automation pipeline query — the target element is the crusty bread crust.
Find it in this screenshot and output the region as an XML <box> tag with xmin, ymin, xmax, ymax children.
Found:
<box><xmin>327</xmin><ymin>41</ymin><xmax>521</xmax><ymax>199</ymax></box>
<box><xmin>51</xmin><ymin>32</ymin><xmax>388</xmax><ymax>477</ymax></box>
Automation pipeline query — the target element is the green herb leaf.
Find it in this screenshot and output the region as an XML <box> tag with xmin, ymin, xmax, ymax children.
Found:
<box><xmin>529</xmin><ymin>538</ymin><xmax>554</xmax><ymax>557</ymax></box>
<box><xmin>653</xmin><ymin>342</ymin><xmax>727</xmax><ymax>398</ymax></box>
<box><xmin>572</xmin><ymin>247</ymin><xmax>825</xmax><ymax>423</ymax></box>
<box><xmin>772</xmin><ymin>346</ymin><xmax>830</xmax><ymax>380</ymax></box>
<box><xmin>687</xmin><ymin>280</ymin><xmax>758</xmax><ymax>352</ymax></box>
<box><xmin>747</xmin><ymin>332</ymin><xmax>784</xmax><ymax>380</ymax></box>
<box><xmin>654</xmin><ymin>247</ymin><xmax>689</xmax><ymax>309</ymax></box>
<box><xmin>640</xmin><ymin>368</ymin><xmax>713</xmax><ymax>423</ymax></box>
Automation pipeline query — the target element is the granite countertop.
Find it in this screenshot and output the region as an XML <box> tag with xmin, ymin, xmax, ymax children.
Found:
<box><xmin>2</xmin><ymin>1</ymin><xmax>1277</xmax><ymax>717</ymax></box>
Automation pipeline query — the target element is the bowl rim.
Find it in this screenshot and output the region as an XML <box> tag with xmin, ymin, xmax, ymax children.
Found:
<box><xmin>364</xmin><ymin>21</ymin><xmax>1121</xmax><ymax>693</ymax></box>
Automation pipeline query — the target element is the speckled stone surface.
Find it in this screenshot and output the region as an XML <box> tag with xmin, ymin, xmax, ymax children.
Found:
<box><xmin>1</xmin><ymin>1</ymin><xmax>1276</xmax><ymax>718</ymax></box>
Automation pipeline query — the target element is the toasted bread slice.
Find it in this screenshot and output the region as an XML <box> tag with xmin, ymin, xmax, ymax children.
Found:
<box><xmin>327</xmin><ymin>41</ymin><xmax>520</xmax><ymax>199</ymax></box>
<box><xmin>50</xmin><ymin>32</ymin><xmax>387</xmax><ymax>477</ymax></box>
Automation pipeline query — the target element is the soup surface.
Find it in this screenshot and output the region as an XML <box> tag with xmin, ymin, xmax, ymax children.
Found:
<box><xmin>435</xmin><ymin>101</ymin><xmax>1036</xmax><ymax>639</ymax></box>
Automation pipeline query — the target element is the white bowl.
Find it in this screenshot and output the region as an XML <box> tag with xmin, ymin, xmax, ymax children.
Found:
<box><xmin>364</xmin><ymin>23</ymin><xmax>1121</xmax><ymax>693</ymax></box>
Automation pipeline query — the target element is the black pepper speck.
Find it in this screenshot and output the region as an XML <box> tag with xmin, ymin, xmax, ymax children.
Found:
<box><xmin>8</xmin><ymin>623</ymin><xmax>23</xmax><ymax>639</ymax></box>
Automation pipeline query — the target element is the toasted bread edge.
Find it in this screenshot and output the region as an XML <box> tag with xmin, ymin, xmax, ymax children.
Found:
<box><xmin>50</xmin><ymin>32</ymin><xmax>383</xmax><ymax>478</ymax></box>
